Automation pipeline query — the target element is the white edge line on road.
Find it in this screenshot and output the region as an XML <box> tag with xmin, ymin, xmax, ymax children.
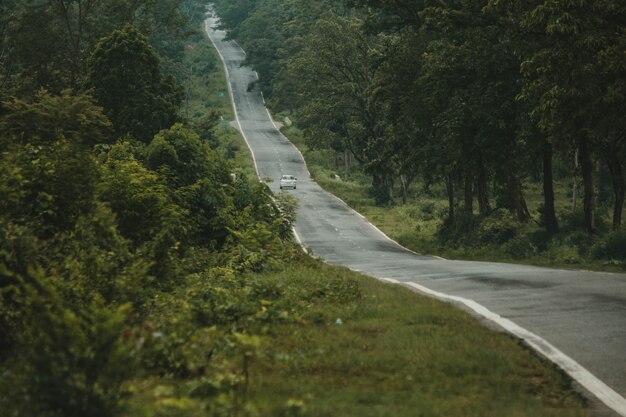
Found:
<box><xmin>205</xmin><ymin>19</ymin><xmax>306</xmax><ymax>254</ymax></box>
<box><xmin>206</xmin><ymin>18</ymin><xmax>626</xmax><ymax>416</ymax></box>
<box><xmin>263</xmin><ymin>97</ymin><xmax>312</xmax><ymax>178</ymax></box>
<box><xmin>379</xmin><ymin>277</ymin><xmax>626</xmax><ymax>417</ymax></box>
<box><xmin>205</xmin><ymin>19</ymin><xmax>260</xmax><ymax>179</ymax></box>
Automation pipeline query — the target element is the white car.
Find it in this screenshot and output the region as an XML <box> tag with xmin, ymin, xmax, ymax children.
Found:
<box><xmin>279</xmin><ymin>174</ymin><xmax>297</xmax><ymax>190</ymax></box>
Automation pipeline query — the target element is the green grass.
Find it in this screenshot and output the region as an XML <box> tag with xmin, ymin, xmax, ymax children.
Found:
<box><xmin>250</xmin><ymin>267</ymin><xmax>588</xmax><ymax>417</ymax></box>
<box><xmin>126</xmin><ymin>260</ymin><xmax>589</xmax><ymax>416</ymax></box>
<box><xmin>183</xmin><ymin>29</ymin><xmax>257</xmax><ymax>179</ymax></box>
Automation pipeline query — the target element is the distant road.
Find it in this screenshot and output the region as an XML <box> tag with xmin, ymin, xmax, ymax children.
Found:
<box><xmin>205</xmin><ymin>16</ymin><xmax>626</xmax><ymax>417</ymax></box>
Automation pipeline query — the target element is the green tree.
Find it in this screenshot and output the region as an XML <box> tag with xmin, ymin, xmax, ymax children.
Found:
<box><xmin>146</xmin><ymin>124</ymin><xmax>234</xmax><ymax>247</ymax></box>
<box><xmin>98</xmin><ymin>148</ymin><xmax>183</xmax><ymax>246</ymax></box>
<box><xmin>511</xmin><ymin>0</ymin><xmax>626</xmax><ymax>233</ymax></box>
<box><xmin>87</xmin><ymin>25</ymin><xmax>183</xmax><ymax>142</ymax></box>
<box><xmin>0</xmin><ymin>89</ymin><xmax>111</xmax><ymax>149</ymax></box>
<box><xmin>283</xmin><ymin>15</ymin><xmax>391</xmax><ymax>203</ymax></box>
<box><xmin>0</xmin><ymin>90</ymin><xmax>108</xmax><ymax>237</ymax></box>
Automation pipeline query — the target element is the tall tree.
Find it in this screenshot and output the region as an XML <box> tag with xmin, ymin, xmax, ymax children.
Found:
<box><xmin>513</xmin><ymin>0</ymin><xmax>626</xmax><ymax>233</ymax></box>
<box><xmin>283</xmin><ymin>15</ymin><xmax>391</xmax><ymax>203</ymax></box>
<box><xmin>87</xmin><ymin>25</ymin><xmax>183</xmax><ymax>142</ymax></box>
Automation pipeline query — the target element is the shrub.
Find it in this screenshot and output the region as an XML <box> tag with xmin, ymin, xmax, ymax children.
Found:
<box><xmin>502</xmin><ymin>236</ymin><xmax>538</xmax><ymax>259</ymax></box>
<box><xmin>418</xmin><ymin>201</ymin><xmax>437</xmax><ymax>220</ymax></box>
<box><xmin>437</xmin><ymin>212</ymin><xmax>480</xmax><ymax>246</ymax></box>
<box><xmin>0</xmin><ymin>139</ymin><xmax>98</xmax><ymax>238</ymax></box>
<box><xmin>477</xmin><ymin>211</ymin><xmax>519</xmax><ymax>245</ymax></box>
<box><xmin>0</xmin><ymin>271</ymin><xmax>135</xmax><ymax>417</ymax></box>
<box><xmin>561</xmin><ymin>230</ymin><xmax>597</xmax><ymax>256</ymax></box>
<box><xmin>592</xmin><ymin>230</ymin><xmax>626</xmax><ymax>261</ymax></box>
<box><xmin>527</xmin><ymin>229</ymin><xmax>552</xmax><ymax>252</ymax></box>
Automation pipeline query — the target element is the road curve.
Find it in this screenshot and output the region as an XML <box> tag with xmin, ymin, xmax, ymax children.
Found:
<box><xmin>205</xmin><ymin>17</ymin><xmax>626</xmax><ymax>416</ymax></box>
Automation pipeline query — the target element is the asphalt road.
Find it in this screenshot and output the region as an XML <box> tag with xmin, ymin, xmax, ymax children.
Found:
<box><xmin>205</xmin><ymin>16</ymin><xmax>626</xmax><ymax>416</ymax></box>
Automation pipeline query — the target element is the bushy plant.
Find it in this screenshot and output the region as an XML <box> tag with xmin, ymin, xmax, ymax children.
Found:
<box><xmin>418</xmin><ymin>200</ymin><xmax>437</xmax><ymax>221</ymax></box>
<box><xmin>561</xmin><ymin>230</ymin><xmax>597</xmax><ymax>256</ymax></box>
<box><xmin>0</xmin><ymin>270</ymin><xmax>135</xmax><ymax>417</ymax></box>
<box><xmin>477</xmin><ymin>211</ymin><xmax>519</xmax><ymax>245</ymax></box>
<box><xmin>526</xmin><ymin>229</ymin><xmax>552</xmax><ymax>252</ymax></box>
<box><xmin>0</xmin><ymin>139</ymin><xmax>98</xmax><ymax>238</ymax></box>
<box><xmin>592</xmin><ymin>229</ymin><xmax>626</xmax><ymax>262</ymax></box>
<box><xmin>502</xmin><ymin>236</ymin><xmax>538</xmax><ymax>259</ymax></box>
<box><xmin>437</xmin><ymin>212</ymin><xmax>480</xmax><ymax>246</ymax></box>
<box><xmin>99</xmin><ymin>155</ymin><xmax>185</xmax><ymax>247</ymax></box>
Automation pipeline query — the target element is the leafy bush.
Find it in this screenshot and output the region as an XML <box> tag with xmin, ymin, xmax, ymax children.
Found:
<box><xmin>561</xmin><ymin>230</ymin><xmax>596</xmax><ymax>256</ymax></box>
<box><xmin>502</xmin><ymin>236</ymin><xmax>538</xmax><ymax>259</ymax></box>
<box><xmin>437</xmin><ymin>212</ymin><xmax>481</xmax><ymax>246</ymax></box>
<box><xmin>419</xmin><ymin>201</ymin><xmax>436</xmax><ymax>217</ymax></box>
<box><xmin>99</xmin><ymin>155</ymin><xmax>185</xmax><ymax>247</ymax></box>
<box><xmin>477</xmin><ymin>211</ymin><xmax>519</xmax><ymax>245</ymax></box>
<box><xmin>527</xmin><ymin>229</ymin><xmax>552</xmax><ymax>252</ymax></box>
<box><xmin>592</xmin><ymin>229</ymin><xmax>626</xmax><ymax>262</ymax></box>
<box><xmin>0</xmin><ymin>139</ymin><xmax>98</xmax><ymax>238</ymax></box>
<box><xmin>0</xmin><ymin>271</ymin><xmax>135</xmax><ymax>417</ymax></box>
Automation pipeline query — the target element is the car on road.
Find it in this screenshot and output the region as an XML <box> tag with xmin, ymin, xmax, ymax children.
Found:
<box><xmin>279</xmin><ymin>174</ymin><xmax>297</xmax><ymax>190</ymax></box>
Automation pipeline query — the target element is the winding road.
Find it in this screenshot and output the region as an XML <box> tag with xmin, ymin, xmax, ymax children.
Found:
<box><xmin>205</xmin><ymin>16</ymin><xmax>626</xmax><ymax>416</ymax></box>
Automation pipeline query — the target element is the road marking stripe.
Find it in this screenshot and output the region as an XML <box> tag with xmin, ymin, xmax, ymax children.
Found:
<box><xmin>379</xmin><ymin>277</ymin><xmax>626</xmax><ymax>416</ymax></box>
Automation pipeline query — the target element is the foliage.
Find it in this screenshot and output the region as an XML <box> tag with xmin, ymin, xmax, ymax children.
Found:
<box><xmin>0</xmin><ymin>268</ymin><xmax>135</xmax><ymax>417</ymax></box>
<box><xmin>476</xmin><ymin>211</ymin><xmax>519</xmax><ymax>245</ymax></box>
<box><xmin>0</xmin><ymin>137</ymin><xmax>98</xmax><ymax>238</ymax></box>
<box><xmin>216</xmin><ymin>0</ymin><xmax>625</xmax><ymax>240</ymax></box>
<box><xmin>0</xmin><ymin>2</ymin><xmax>312</xmax><ymax>415</ymax></box>
<box><xmin>0</xmin><ymin>83</ymin><xmax>297</xmax><ymax>416</ymax></box>
<box><xmin>592</xmin><ymin>229</ymin><xmax>626</xmax><ymax>262</ymax></box>
<box><xmin>87</xmin><ymin>25</ymin><xmax>183</xmax><ymax>142</ymax></box>
<box><xmin>0</xmin><ymin>89</ymin><xmax>112</xmax><ymax>148</ymax></box>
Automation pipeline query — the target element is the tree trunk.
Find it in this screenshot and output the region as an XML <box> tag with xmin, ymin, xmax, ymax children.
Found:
<box><xmin>400</xmin><ymin>175</ymin><xmax>408</xmax><ymax>205</ymax></box>
<box><xmin>507</xmin><ymin>175</ymin><xmax>531</xmax><ymax>222</ymax></box>
<box><xmin>578</xmin><ymin>138</ymin><xmax>596</xmax><ymax>234</ymax></box>
<box><xmin>464</xmin><ymin>171</ymin><xmax>473</xmax><ymax>215</ymax></box>
<box><xmin>542</xmin><ymin>140</ymin><xmax>559</xmax><ymax>233</ymax></box>
<box><xmin>572</xmin><ymin>148</ymin><xmax>579</xmax><ymax>210</ymax></box>
<box><xmin>371</xmin><ymin>174</ymin><xmax>390</xmax><ymax>205</ymax></box>
<box><xmin>606</xmin><ymin>151</ymin><xmax>625</xmax><ymax>230</ymax></box>
<box><xmin>344</xmin><ymin>149</ymin><xmax>351</xmax><ymax>180</ymax></box>
<box><xmin>477</xmin><ymin>162</ymin><xmax>491</xmax><ymax>216</ymax></box>
<box><xmin>446</xmin><ymin>173</ymin><xmax>454</xmax><ymax>223</ymax></box>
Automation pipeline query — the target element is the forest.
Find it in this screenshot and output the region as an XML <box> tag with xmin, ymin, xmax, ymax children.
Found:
<box><xmin>212</xmin><ymin>0</ymin><xmax>626</xmax><ymax>268</ymax></box>
<box><xmin>0</xmin><ymin>0</ymin><xmax>619</xmax><ymax>415</ymax></box>
<box><xmin>0</xmin><ymin>0</ymin><xmax>307</xmax><ymax>414</ymax></box>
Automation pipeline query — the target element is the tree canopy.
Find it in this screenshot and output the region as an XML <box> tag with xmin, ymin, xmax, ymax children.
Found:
<box><xmin>87</xmin><ymin>25</ymin><xmax>183</xmax><ymax>142</ymax></box>
<box><xmin>213</xmin><ymin>0</ymin><xmax>625</xmax><ymax>235</ymax></box>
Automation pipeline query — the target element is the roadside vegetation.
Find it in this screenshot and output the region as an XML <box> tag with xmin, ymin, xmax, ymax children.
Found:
<box><xmin>212</xmin><ymin>0</ymin><xmax>626</xmax><ymax>272</ymax></box>
<box><xmin>283</xmin><ymin>125</ymin><xmax>626</xmax><ymax>272</ymax></box>
<box><xmin>0</xmin><ymin>0</ymin><xmax>600</xmax><ymax>416</ymax></box>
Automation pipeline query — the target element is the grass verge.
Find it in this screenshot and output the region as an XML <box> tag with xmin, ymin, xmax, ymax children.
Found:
<box><xmin>127</xmin><ymin>259</ymin><xmax>589</xmax><ymax>416</ymax></box>
<box><xmin>251</xmin><ymin>264</ymin><xmax>588</xmax><ymax>417</ymax></box>
<box><xmin>183</xmin><ymin>27</ymin><xmax>256</xmax><ymax>178</ymax></box>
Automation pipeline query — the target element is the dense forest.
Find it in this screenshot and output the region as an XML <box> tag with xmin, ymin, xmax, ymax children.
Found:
<box><xmin>0</xmin><ymin>0</ymin><xmax>307</xmax><ymax>415</ymax></box>
<box><xmin>212</xmin><ymin>0</ymin><xmax>626</xmax><ymax>266</ymax></box>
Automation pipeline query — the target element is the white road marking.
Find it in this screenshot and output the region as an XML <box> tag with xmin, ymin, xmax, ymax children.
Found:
<box><xmin>379</xmin><ymin>277</ymin><xmax>626</xmax><ymax>417</ymax></box>
<box><xmin>205</xmin><ymin>19</ymin><xmax>260</xmax><ymax>178</ymax></box>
